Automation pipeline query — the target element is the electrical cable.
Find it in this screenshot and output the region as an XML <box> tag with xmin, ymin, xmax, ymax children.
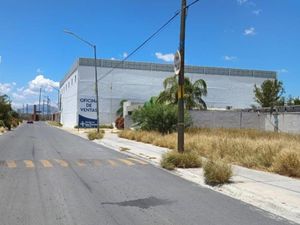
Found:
<box><xmin>61</xmin><ymin>0</ymin><xmax>201</xmax><ymax>104</ymax></box>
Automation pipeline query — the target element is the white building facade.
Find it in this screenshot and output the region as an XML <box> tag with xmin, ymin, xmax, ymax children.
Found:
<box><xmin>59</xmin><ymin>58</ymin><xmax>276</xmax><ymax>128</ymax></box>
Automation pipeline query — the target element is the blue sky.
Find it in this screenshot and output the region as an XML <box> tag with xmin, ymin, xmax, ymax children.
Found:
<box><xmin>0</xmin><ymin>0</ymin><xmax>299</xmax><ymax>108</ymax></box>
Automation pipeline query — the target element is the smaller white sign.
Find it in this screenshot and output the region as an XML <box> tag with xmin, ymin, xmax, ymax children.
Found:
<box><xmin>174</xmin><ymin>50</ymin><xmax>181</xmax><ymax>75</ymax></box>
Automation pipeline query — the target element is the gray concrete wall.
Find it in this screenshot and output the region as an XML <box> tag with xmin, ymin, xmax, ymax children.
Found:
<box><xmin>264</xmin><ymin>113</ymin><xmax>300</xmax><ymax>134</ymax></box>
<box><xmin>189</xmin><ymin>110</ymin><xmax>265</xmax><ymax>130</ymax></box>
<box><xmin>190</xmin><ymin>110</ymin><xmax>300</xmax><ymax>134</ymax></box>
<box><xmin>124</xmin><ymin>115</ymin><xmax>134</xmax><ymax>129</ymax></box>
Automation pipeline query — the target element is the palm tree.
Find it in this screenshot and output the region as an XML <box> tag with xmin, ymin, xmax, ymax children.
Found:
<box><xmin>254</xmin><ymin>79</ymin><xmax>284</xmax><ymax>108</ymax></box>
<box><xmin>157</xmin><ymin>75</ymin><xmax>207</xmax><ymax>110</ymax></box>
<box><xmin>116</xmin><ymin>99</ymin><xmax>127</xmax><ymax>117</ymax></box>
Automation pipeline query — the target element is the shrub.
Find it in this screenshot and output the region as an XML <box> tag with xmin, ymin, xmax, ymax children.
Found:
<box><xmin>0</xmin><ymin>127</ymin><xmax>5</xmax><ymax>133</ymax></box>
<box><xmin>272</xmin><ymin>151</ymin><xmax>300</xmax><ymax>177</ymax></box>
<box><xmin>115</xmin><ymin>117</ymin><xmax>124</xmax><ymax>129</ymax></box>
<box><xmin>118</xmin><ymin>128</ymin><xmax>300</xmax><ymax>178</ymax></box>
<box><xmin>99</xmin><ymin>124</ymin><xmax>113</xmax><ymax>129</ymax></box>
<box><xmin>87</xmin><ymin>130</ymin><xmax>105</xmax><ymax>140</ymax></box>
<box><xmin>204</xmin><ymin>160</ymin><xmax>232</xmax><ymax>186</ymax></box>
<box><xmin>0</xmin><ymin>95</ymin><xmax>20</xmax><ymax>130</ymax></box>
<box><xmin>160</xmin><ymin>151</ymin><xmax>202</xmax><ymax>170</ymax></box>
<box><xmin>48</xmin><ymin>121</ymin><xmax>63</xmax><ymax>127</ymax></box>
<box><xmin>132</xmin><ymin>99</ymin><xmax>191</xmax><ymax>134</ymax></box>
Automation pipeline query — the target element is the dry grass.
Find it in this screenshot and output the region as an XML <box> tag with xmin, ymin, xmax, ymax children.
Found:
<box><xmin>272</xmin><ymin>150</ymin><xmax>300</xmax><ymax>177</ymax></box>
<box><xmin>119</xmin><ymin>128</ymin><xmax>300</xmax><ymax>177</ymax></box>
<box><xmin>160</xmin><ymin>151</ymin><xmax>202</xmax><ymax>170</ymax></box>
<box><xmin>48</xmin><ymin>121</ymin><xmax>63</xmax><ymax>127</ymax></box>
<box><xmin>204</xmin><ymin>159</ymin><xmax>232</xmax><ymax>186</ymax></box>
<box><xmin>120</xmin><ymin>147</ymin><xmax>130</xmax><ymax>152</ymax></box>
<box><xmin>0</xmin><ymin>127</ymin><xmax>6</xmax><ymax>133</ymax></box>
<box><xmin>87</xmin><ymin>130</ymin><xmax>105</xmax><ymax>140</ymax></box>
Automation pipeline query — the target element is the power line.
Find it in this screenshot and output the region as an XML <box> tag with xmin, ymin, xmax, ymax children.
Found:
<box><xmin>60</xmin><ymin>0</ymin><xmax>201</xmax><ymax>104</ymax></box>
<box><xmin>97</xmin><ymin>13</ymin><xmax>180</xmax><ymax>81</ymax></box>
<box><xmin>97</xmin><ymin>0</ymin><xmax>200</xmax><ymax>81</ymax></box>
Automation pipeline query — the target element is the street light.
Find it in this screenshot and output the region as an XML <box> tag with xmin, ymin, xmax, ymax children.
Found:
<box><xmin>64</xmin><ymin>29</ymin><xmax>100</xmax><ymax>133</ymax></box>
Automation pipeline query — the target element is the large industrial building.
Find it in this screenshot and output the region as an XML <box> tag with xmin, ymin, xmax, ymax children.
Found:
<box><xmin>59</xmin><ymin>58</ymin><xmax>276</xmax><ymax>128</ymax></box>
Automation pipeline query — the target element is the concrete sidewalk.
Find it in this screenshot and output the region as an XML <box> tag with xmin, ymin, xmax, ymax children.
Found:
<box><xmin>60</xmin><ymin>127</ymin><xmax>300</xmax><ymax>224</ymax></box>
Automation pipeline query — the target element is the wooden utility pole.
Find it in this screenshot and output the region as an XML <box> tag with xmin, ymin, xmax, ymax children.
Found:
<box><xmin>178</xmin><ymin>0</ymin><xmax>187</xmax><ymax>153</ymax></box>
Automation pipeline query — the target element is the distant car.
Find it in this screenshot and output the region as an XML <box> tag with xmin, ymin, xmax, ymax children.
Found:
<box><xmin>27</xmin><ymin>120</ymin><xmax>34</xmax><ymax>124</ymax></box>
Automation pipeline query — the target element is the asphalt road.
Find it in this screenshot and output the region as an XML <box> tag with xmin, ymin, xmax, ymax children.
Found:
<box><xmin>0</xmin><ymin>122</ymin><xmax>296</xmax><ymax>225</ymax></box>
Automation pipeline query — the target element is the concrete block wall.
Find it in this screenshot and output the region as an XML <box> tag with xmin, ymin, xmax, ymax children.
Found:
<box><xmin>189</xmin><ymin>110</ymin><xmax>264</xmax><ymax>130</ymax></box>
<box><xmin>190</xmin><ymin>110</ymin><xmax>300</xmax><ymax>134</ymax></box>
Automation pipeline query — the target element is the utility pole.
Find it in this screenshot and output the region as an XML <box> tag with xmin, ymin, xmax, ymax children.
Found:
<box><xmin>42</xmin><ymin>99</ymin><xmax>45</xmax><ymax>120</ymax></box>
<box><xmin>39</xmin><ymin>88</ymin><xmax>42</xmax><ymax>113</ymax></box>
<box><xmin>177</xmin><ymin>0</ymin><xmax>187</xmax><ymax>153</ymax></box>
<box><xmin>93</xmin><ymin>45</ymin><xmax>100</xmax><ymax>133</ymax></box>
<box><xmin>47</xmin><ymin>96</ymin><xmax>50</xmax><ymax>120</ymax></box>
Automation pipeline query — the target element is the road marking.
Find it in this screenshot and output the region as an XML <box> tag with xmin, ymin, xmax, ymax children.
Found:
<box><xmin>128</xmin><ymin>158</ymin><xmax>148</xmax><ymax>165</ymax></box>
<box><xmin>40</xmin><ymin>160</ymin><xmax>53</xmax><ymax>168</ymax></box>
<box><xmin>24</xmin><ymin>160</ymin><xmax>35</xmax><ymax>168</ymax></box>
<box><xmin>6</xmin><ymin>160</ymin><xmax>17</xmax><ymax>168</ymax></box>
<box><xmin>93</xmin><ymin>160</ymin><xmax>101</xmax><ymax>167</ymax></box>
<box><xmin>108</xmin><ymin>160</ymin><xmax>117</xmax><ymax>167</ymax></box>
<box><xmin>54</xmin><ymin>159</ymin><xmax>68</xmax><ymax>167</ymax></box>
<box><xmin>76</xmin><ymin>160</ymin><xmax>85</xmax><ymax>167</ymax></box>
<box><xmin>118</xmin><ymin>158</ymin><xmax>135</xmax><ymax>166</ymax></box>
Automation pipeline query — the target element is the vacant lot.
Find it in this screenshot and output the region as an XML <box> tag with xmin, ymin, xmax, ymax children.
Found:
<box><xmin>119</xmin><ymin>128</ymin><xmax>300</xmax><ymax>177</ymax></box>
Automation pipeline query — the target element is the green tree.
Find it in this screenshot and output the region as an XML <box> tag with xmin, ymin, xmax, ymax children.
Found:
<box><xmin>0</xmin><ymin>95</ymin><xmax>13</xmax><ymax>130</ymax></box>
<box><xmin>0</xmin><ymin>95</ymin><xmax>20</xmax><ymax>130</ymax></box>
<box><xmin>287</xmin><ymin>95</ymin><xmax>300</xmax><ymax>106</ymax></box>
<box><xmin>116</xmin><ymin>99</ymin><xmax>127</xmax><ymax>117</ymax></box>
<box><xmin>157</xmin><ymin>75</ymin><xmax>207</xmax><ymax>110</ymax></box>
<box><xmin>132</xmin><ymin>97</ymin><xmax>192</xmax><ymax>134</ymax></box>
<box><xmin>294</xmin><ymin>97</ymin><xmax>300</xmax><ymax>105</ymax></box>
<box><xmin>254</xmin><ymin>79</ymin><xmax>284</xmax><ymax>108</ymax></box>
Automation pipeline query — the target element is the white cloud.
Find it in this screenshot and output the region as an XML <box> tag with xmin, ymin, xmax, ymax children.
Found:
<box><xmin>155</xmin><ymin>52</ymin><xmax>174</xmax><ymax>62</ymax></box>
<box><xmin>28</xmin><ymin>75</ymin><xmax>59</xmax><ymax>93</ymax></box>
<box><xmin>0</xmin><ymin>82</ymin><xmax>14</xmax><ymax>94</ymax></box>
<box><xmin>278</xmin><ymin>69</ymin><xmax>288</xmax><ymax>74</ymax></box>
<box><xmin>223</xmin><ymin>56</ymin><xmax>238</xmax><ymax>61</ymax></box>
<box><xmin>9</xmin><ymin>75</ymin><xmax>59</xmax><ymax>109</ymax></box>
<box><xmin>123</xmin><ymin>52</ymin><xmax>128</xmax><ymax>58</ymax></box>
<box><xmin>237</xmin><ymin>0</ymin><xmax>256</xmax><ymax>7</ymax></box>
<box><xmin>244</xmin><ymin>27</ymin><xmax>256</xmax><ymax>36</ymax></box>
<box><xmin>110</xmin><ymin>57</ymin><xmax>116</xmax><ymax>60</ymax></box>
<box><xmin>12</xmin><ymin>92</ymin><xmax>25</xmax><ymax>100</ymax></box>
<box><xmin>237</xmin><ymin>0</ymin><xmax>248</xmax><ymax>5</ymax></box>
<box><xmin>252</xmin><ymin>9</ymin><xmax>262</xmax><ymax>15</ymax></box>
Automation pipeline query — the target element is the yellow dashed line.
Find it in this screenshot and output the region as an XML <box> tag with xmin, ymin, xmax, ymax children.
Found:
<box><xmin>108</xmin><ymin>160</ymin><xmax>117</xmax><ymax>167</ymax></box>
<box><xmin>3</xmin><ymin>157</ymin><xmax>148</xmax><ymax>170</ymax></box>
<box><xmin>40</xmin><ymin>160</ymin><xmax>53</xmax><ymax>168</ymax></box>
<box><xmin>24</xmin><ymin>160</ymin><xmax>35</xmax><ymax>168</ymax></box>
<box><xmin>93</xmin><ymin>160</ymin><xmax>101</xmax><ymax>167</ymax></box>
<box><xmin>128</xmin><ymin>158</ymin><xmax>148</xmax><ymax>165</ymax></box>
<box><xmin>118</xmin><ymin>158</ymin><xmax>135</xmax><ymax>166</ymax></box>
<box><xmin>76</xmin><ymin>160</ymin><xmax>85</xmax><ymax>167</ymax></box>
<box><xmin>6</xmin><ymin>160</ymin><xmax>17</xmax><ymax>168</ymax></box>
<box><xmin>54</xmin><ymin>159</ymin><xmax>69</xmax><ymax>167</ymax></box>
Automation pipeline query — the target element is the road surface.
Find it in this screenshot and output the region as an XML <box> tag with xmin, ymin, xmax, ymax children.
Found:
<box><xmin>0</xmin><ymin>122</ymin><xmax>296</xmax><ymax>225</ymax></box>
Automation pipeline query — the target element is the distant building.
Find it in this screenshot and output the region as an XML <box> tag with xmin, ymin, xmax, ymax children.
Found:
<box><xmin>59</xmin><ymin>58</ymin><xmax>276</xmax><ymax>128</ymax></box>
